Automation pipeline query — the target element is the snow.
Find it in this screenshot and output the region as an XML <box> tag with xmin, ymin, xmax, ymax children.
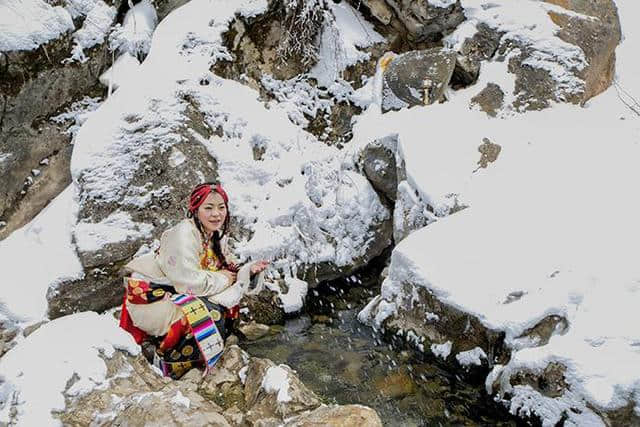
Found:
<box><xmin>67</xmin><ymin>0</ymin><xmax>115</xmax><ymax>63</ymax></box>
<box><xmin>428</xmin><ymin>0</ymin><xmax>457</xmax><ymax>8</ymax></box>
<box><xmin>1</xmin><ymin>0</ymin><xmax>639</xmax><ymax>424</ymax></box>
<box><xmin>74</xmin><ymin>211</ymin><xmax>153</xmax><ymax>253</ymax></box>
<box><xmin>0</xmin><ymin>312</ymin><xmax>139</xmax><ymax>426</ymax></box>
<box><xmin>109</xmin><ymin>0</ymin><xmax>158</xmax><ymax>58</ymax></box>
<box><xmin>456</xmin><ymin>347</ymin><xmax>487</xmax><ymax>367</ymax></box>
<box><xmin>310</xmin><ymin>1</ymin><xmax>384</xmax><ymax>88</ymax></box>
<box><xmin>260</xmin><ymin>365</ymin><xmax>291</xmax><ymax>403</ymax></box>
<box><xmin>0</xmin><ymin>186</ymin><xmax>83</xmax><ymax>323</ymax></box>
<box><xmin>431</xmin><ymin>341</ymin><xmax>452</xmax><ymax>359</ymax></box>
<box><xmin>279</xmin><ymin>277</ymin><xmax>308</xmax><ymax>314</ymax></box>
<box><xmin>99</xmin><ymin>52</ymin><xmax>141</xmax><ymax>91</ymax></box>
<box><xmin>170</xmin><ymin>391</ymin><xmax>191</xmax><ymax>408</ymax></box>
<box><xmin>50</xmin><ymin>96</ymin><xmax>103</xmax><ymax>141</ymax></box>
<box><xmin>68</xmin><ymin>0</ymin><xmax>389</xmax><ymax>275</ymax></box>
<box><xmin>0</xmin><ymin>0</ymin><xmax>73</xmax><ymax>52</ymax></box>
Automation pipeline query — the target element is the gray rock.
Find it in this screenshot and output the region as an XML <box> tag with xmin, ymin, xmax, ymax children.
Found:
<box><xmin>393</xmin><ymin>181</ymin><xmax>433</xmax><ymax>243</ymax></box>
<box><xmin>0</xmin><ymin>33</ymin><xmax>110</xmax><ymax>235</ymax></box>
<box><xmin>359</xmin><ymin>134</ymin><xmax>398</xmax><ymax>201</ymax></box>
<box><xmin>453</xmin><ymin>23</ymin><xmax>503</xmax><ymax>87</ymax></box>
<box><xmin>476</xmin><ymin>137</ymin><xmax>501</xmax><ymax>169</ymax></box>
<box><xmin>361</xmin><ymin>0</ymin><xmax>394</xmax><ymax>25</ymax></box>
<box><xmin>384</xmin><ymin>0</ymin><xmax>465</xmax><ymax>42</ymax></box>
<box><xmin>382</xmin><ymin>49</ymin><xmax>456</xmax><ymax>113</ymax></box>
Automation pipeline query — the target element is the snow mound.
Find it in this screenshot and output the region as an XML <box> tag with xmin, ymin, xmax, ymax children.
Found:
<box><xmin>0</xmin><ymin>312</ymin><xmax>139</xmax><ymax>426</ymax></box>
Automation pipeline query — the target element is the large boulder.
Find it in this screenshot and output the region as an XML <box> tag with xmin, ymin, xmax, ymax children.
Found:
<box><xmin>450</xmin><ymin>0</ymin><xmax>621</xmax><ymax>113</ymax></box>
<box><xmin>0</xmin><ymin>22</ymin><xmax>112</xmax><ymax>239</ymax></box>
<box><xmin>359</xmin><ymin>134</ymin><xmax>398</xmax><ymax>202</ymax></box>
<box><xmin>381</xmin><ymin>48</ymin><xmax>456</xmax><ymax>112</ymax></box>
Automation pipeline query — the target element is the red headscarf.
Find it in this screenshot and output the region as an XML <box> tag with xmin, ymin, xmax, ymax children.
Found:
<box><xmin>188</xmin><ymin>183</ymin><xmax>229</xmax><ymax>214</ymax></box>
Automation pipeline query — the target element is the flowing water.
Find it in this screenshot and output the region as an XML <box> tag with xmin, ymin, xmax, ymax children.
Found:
<box><xmin>243</xmin><ymin>307</ymin><xmax>521</xmax><ymax>426</ymax></box>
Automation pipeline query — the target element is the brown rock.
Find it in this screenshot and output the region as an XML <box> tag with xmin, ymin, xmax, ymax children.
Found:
<box><xmin>286</xmin><ymin>404</ymin><xmax>383</xmax><ymax>426</ymax></box>
<box><xmin>373</xmin><ymin>370</ymin><xmax>415</xmax><ymax>398</ymax></box>
<box><xmin>238</xmin><ymin>322</ymin><xmax>271</xmax><ymax>341</ymax></box>
<box><xmin>471</xmin><ymin>83</ymin><xmax>505</xmax><ymax>117</ymax></box>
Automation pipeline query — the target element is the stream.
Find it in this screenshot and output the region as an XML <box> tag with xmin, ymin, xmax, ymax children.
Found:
<box><xmin>242</xmin><ymin>284</ymin><xmax>522</xmax><ymax>426</ymax></box>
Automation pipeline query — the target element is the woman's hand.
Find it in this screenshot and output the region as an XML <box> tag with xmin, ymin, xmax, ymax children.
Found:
<box><xmin>219</xmin><ymin>269</ymin><xmax>237</xmax><ymax>286</ymax></box>
<box><xmin>250</xmin><ymin>260</ymin><xmax>269</xmax><ymax>275</ymax></box>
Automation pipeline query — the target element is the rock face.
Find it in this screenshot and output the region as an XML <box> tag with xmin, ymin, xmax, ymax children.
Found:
<box><xmin>381</xmin><ymin>48</ymin><xmax>456</xmax><ymax>112</ymax></box>
<box><xmin>357</xmin><ymin>0</ymin><xmax>465</xmax><ymax>43</ymax></box>
<box><xmin>59</xmin><ymin>345</ymin><xmax>382</xmax><ymax>426</ymax></box>
<box><xmin>452</xmin><ymin>23</ymin><xmax>503</xmax><ymax>88</ymax></box>
<box><xmin>542</xmin><ymin>0</ymin><xmax>621</xmax><ymax>103</ymax></box>
<box><xmin>0</xmin><ymin>34</ymin><xmax>110</xmax><ymax>239</ymax></box>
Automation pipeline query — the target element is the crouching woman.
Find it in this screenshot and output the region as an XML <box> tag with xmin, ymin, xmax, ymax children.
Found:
<box><xmin>119</xmin><ymin>183</ymin><xmax>268</xmax><ymax>378</ymax></box>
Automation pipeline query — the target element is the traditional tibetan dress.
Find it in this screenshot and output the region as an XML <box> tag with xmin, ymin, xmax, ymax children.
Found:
<box><xmin>119</xmin><ymin>219</ymin><xmax>262</xmax><ymax>379</ymax></box>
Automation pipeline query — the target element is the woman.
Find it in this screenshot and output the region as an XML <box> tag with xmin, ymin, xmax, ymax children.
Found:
<box><xmin>119</xmin><ymin>182</ymin><xmax>268</xmax><ymax>378</ymax></box>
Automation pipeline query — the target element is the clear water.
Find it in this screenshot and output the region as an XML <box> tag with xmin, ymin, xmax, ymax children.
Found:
<box><xmin>242</xmin><ymin>309</ymin><xmax>520</xmax><ymax>426</ymax></box>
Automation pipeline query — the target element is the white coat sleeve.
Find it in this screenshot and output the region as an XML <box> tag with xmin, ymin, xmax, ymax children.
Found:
<box><xmin>157</xmin><ymin>222</ymin><xmax>232</xmax><ymax>296</ymax></box>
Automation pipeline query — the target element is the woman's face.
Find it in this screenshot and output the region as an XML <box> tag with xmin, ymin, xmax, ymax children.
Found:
<box><xmin>197</xmin><ymin>191</ymin><xmax>227</xmax><ymax>236</ymax></box>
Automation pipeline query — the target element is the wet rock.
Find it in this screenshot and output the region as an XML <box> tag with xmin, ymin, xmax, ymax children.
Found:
<box><xmin>374</xmin><ymin>370</ymin><xmax>415</xmax><ymax>398</ymax></box>
<box><xmin>359</xmin><ymin>134</ymin><xmax>398</xmax><ymax>202</ymax></box>
<box><xmin>382</xmin><ymin>49</ymin><xmax>456</xmax><ymax>112</ymax></box>
<box><xmin>361</xmin><ymin>286</ymin><xmax>510</xmax><ymax>375</ymax></box>
<box><xmin>241</xmin><ymin>289</ymin><xmax>286</xmax><ymax>326</ymax></box>
<box><xmin>286</xmin><ymin>404</ymin><xmax>383</xmax><ymax>426</ymax></box>
<box><xmin>470</xmin><ymin>84</ymin><xmax>505</xmax><ymax>118</ymax></box>
<box><xmin>238</xmin><ymin>322</ymin><xmax>271</xmax><ymax>341</ymax></box>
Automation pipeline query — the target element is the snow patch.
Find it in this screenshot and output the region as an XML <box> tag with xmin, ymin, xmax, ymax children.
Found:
<box><xmin>260</xmin><ymin>365</ymin><xmax>291</xmax><ymax>403</ymax></box>
<box><xmin>431</xmin><ymin>341</ymin><xmax>452</xmax><ymax>359</ymax></box>
<box><xmin>74</xmin><ymin>211</ymin><xmax>154</xmax><ymax>253</ymax></box>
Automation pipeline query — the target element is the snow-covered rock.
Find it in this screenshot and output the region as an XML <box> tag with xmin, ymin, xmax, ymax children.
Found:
<box><xmin>446</xmin><ymin>0</ymin><xmax>622</xmax><ymax>112</ymax></box>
